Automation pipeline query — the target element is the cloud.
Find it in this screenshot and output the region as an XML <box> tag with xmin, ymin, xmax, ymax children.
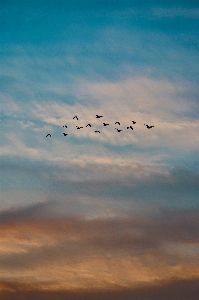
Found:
<box><xmin>1</xmin><ymin>154</ymin><xmax>198</xmax><ymax>211</ymax></box>
<box><xmin>0</xmin><ymin>206</ymin><xmax>198</xmax><ymax>291</ymax></box>
<box><xmin>0</xmin><ymin>1</ymin><xmax>199</xmax><ymax>295</ymax></box>
<box><xmin>1</xmin><ymin>278</ymin><xmax>199</xmax><ymax>300</ymax></box>
<box><xmin>1</xmin><ymin>77</ymin><xmax>199</xmax><ymax>160</ymax></box>
<box><xmin>1</xmin><ymin>155</ymin><xmax>198</xmax><ymax>191</ymax></box>
<box><xmin>76</xmin><ymin>77</ymin><xmax>190</xmax><ymax>111</ymax></box>
<box><xmin>1</xmin><ymin>205</ymin><xmax>198</xmax><ymax>248</ymax></box>
<box><xmin>152</xmin><ymin>8</ymin><xmax>199</xmax><ymax>19</ymax></box>
<box><xmin>0</xmin><ymin>201</ymin><xmax>54</xmax><ymax>225</ymax></box>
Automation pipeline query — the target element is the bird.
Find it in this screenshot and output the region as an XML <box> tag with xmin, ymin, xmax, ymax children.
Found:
<box><xmin>115</xmin><ymin>128</ymin><xmax>123</xmax><ymax>132</ymax></box>
<box><xmin>73</xmin><ymin>116</ymin><xmax>78</xmax><ymax>120</ymax></box>
<box><xmin>96</xmin><ymin>115</ymin><xmax>103</xmax><ymax>118</ymax></box>
<box><xmin>86</xmin><ymin>124</ymin><xmax>91</xmax><ymax>127</ymax></box>
<box><xmin>127</xmin><ymin>126</ymin><xmax>133</xmax><ymax>130</ymax></box>
<box><xmin>115</xmin><ymin>122</ymin><xmax>120</xmax><ymax>125</ymax></box>
<box><xmin>144</xmin><ymin>124</ymin><xmax>154</xmax><ymax>129</ymax></box>
<box><xmin>46</xmin><ymin>134</ymin><xmax>51</xmax><ymax>137</ymax></box>
<box><xmin>131</xmin><ymin>121</ymin><xmax>136</xmax><ymax>124</ymax></box>
<box><xmin>63</xmin><ymin>125</ymin><xmax>67</xmax><ymax>128</ymax></box>
<box><xmin>76</xmin><ymin>126</ymin><xmax>83</xmax><ymax>129</ymax></box>
<box><xmin>102</xmin><ymin>122</ymin><xmax>109</xmax><ymax>126</ymax></box>
<box><xmin>95</xmin><ymin>130</ymin><xmax>100</xmax><ymax>133</ymax></box>
<box><xmin>63</xmin><ymin>133</ymin><xmax>68</xmax><ymax>136</ymax></box>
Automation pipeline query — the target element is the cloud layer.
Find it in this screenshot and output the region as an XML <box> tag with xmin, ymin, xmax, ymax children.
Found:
<box><xmin>0</xmin><ymin>204</ymin><xmax>198</xmax><ymax>293</ymax></box>
<box><xmin>1</xmin><ymin>1</ymin><xmax>199</xmax><ymax>298</ymax></box>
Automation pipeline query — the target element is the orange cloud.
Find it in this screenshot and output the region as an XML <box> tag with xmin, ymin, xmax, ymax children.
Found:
<box><xmin>1</xmin><ymin>279</ymin><xmax>199</xmax><ymax>300</ymax></box>
<box><xmin>0</xmin><ymin>207</ymin><xmax>198</xmax><ymax>292</ymax></box>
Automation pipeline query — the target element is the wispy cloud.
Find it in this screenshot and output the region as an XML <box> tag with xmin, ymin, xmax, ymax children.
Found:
<box><xmin>152</xmin><ymin>8</ymin><xmax>199</xmax><ymax>19</ymax></box>
<box><xmin>1</xmin><ymin>76</ymin><xmax>198</xmax><ymax>156</ymax></box>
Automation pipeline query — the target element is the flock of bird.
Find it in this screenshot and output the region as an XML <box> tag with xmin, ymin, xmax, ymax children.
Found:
<box><xmin>46</xmin><ymin>115</ymin><xmax>154</xmax><ymax>137</ymax></box>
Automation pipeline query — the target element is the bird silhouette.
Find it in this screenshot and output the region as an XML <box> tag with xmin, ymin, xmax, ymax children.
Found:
<box><xmin>115</xmin><ymin>128</ymin><xmax>123</xmax><ymax>132</ymax></box>
<box><xmin>45</xmin><ymin>115</ymin><xmax>157</xmax><ymax>138</ymax></box>
<box><xmin>144</xmin><ymin>124</ymin><xmax>154</xmax><ymax>129</ymax></box>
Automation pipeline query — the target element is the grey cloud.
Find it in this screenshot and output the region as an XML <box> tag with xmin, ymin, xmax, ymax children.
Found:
<box><xmin>1</xmin><ymin>156</ymin><xmax>199</xmax><ymax>206</ymax></box>
<box><xmin>0</xmin><ymin>201</ymin><xmax>53</xmax><ymax>225</ymax></box>
<box><xmin>0</xmin><ymin>207</ymin><xmax>198</xmax><ymax>270</ymax></box>
<box><xmin>169</xmin><ymin>166</ymin><xmax>199</xmax><ymax>187</ymax></box>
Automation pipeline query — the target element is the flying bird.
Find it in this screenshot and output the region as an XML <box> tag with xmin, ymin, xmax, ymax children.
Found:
<box><xmin>127</xmin><ymin>126</ymin><xmax>133</xmax><ymax>130</ymax></box>
<box><xmin>102</xmin><ymin>122</ymin><xmax>109</xmax><ymax>126</ymax></box>
<box><xmin>63</xmin><ymin>133</ymin><xmax>68</xmax><ymax>136</ymax></box>
<box><xmin>76</xmin><ymin>126</ymin><xmax>83</xmax><ymax>129</ymax></box>
<box><xmin>144</xmin><ymin>124</ymin><xmax>154</xmax><ymax>129</ymax></box>
<box><xmin>86</xmin><ymin>124</ymin><xmax>91</xmax><ymax>127</ymax></box>
<box><xmin>131</xmin><ymin>121</ymin><xmax>136</xmax><ymax>124</ymax></box>
<box><xmin>46</xmin><ymin>134</ymin><xmax>51</xmax><ymax>137</ymax></box>
<box><xmin>63</xmin><ymin>125</ymin><xmax>67</xmax><ymax>128</ymax></box>
<box><xmin>96</xmin><ymin>115</ymin><xmax>103</xmax><ymax>118</ymax></box>
<box><xmin>95</xmin><ymin>130</ymin><xmax>100</xmax><ymax>133</ymax></box>
<box><xmin>73</xmin><ymin>116</ymin><xmax>78</xmax><ymax>120</ymax></box>
<box><xmin>115</xmin><ymin>128</ymin><xmax>123</xmax><ymax>132</ymax></box>
<box><xmin>115</xmin><ymin>122</ymin><xmax>120</xmax><ymax>125</ymax></box>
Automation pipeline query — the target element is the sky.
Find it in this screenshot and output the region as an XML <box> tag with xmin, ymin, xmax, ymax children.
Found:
<box><xmin>0</xmin><ymin>0</ymin><xmax>199</xmax><ymax>299</ymax></box>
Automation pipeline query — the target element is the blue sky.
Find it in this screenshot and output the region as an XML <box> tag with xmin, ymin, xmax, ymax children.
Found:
<box><xmin>0</xmin><ymin>1</ymin><xmax>199</xmax><ymax>298</ymax></box>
